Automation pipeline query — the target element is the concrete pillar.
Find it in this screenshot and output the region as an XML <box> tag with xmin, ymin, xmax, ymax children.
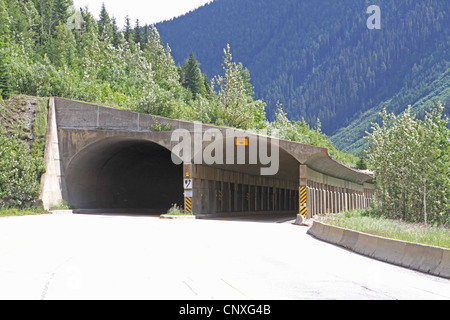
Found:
<box><xmin>328</xmin><ymin>188</ymin><xmax>332</xmax><ymax>213</ymax></box>
<box><xmin>332</xmin><ymin>190</ymin><xmax>337</xmax><ymax>214</ymax></box>
<box><xmin>335</xmin><ymin>190</ymin><xmax>339</xmax><ymax>213</ymax></box>
<box><xmin>329</xmin><ymin>189</ymin><xmax>333</xmax><ymax>214</ymax></box>
<box><xmin>322</xmin><ymin>189</ymin><xmax>326</xmax><ymax>214</ymax></box>
<box><xmin>317</xmin><ymin>187</ymin><xmax>322</xmax><ymax>214</ymax></box>
<box><xmin>351</xmin><ymin>192</ymin><xmax>355</xmax><ymax>210</ymax></box>
<box><xmin>357</xmin><ymin>192</ymin><xmax>360</xmax><ymax>209</ymax></box>
<box><xmin>348</xmin><ymin>190</ymin><xmax>354</xmax><ymax>210</ymax></box>
<box><xmin>336</xmin><ymin>190</ymin><xmax>340</xmax><ymax>213</ymax></box>
<box><xmin>344</xmin><ymin>191</ymin><xmax>348</xmax><ymax>211</ymax></box>
<box><xmin>314</xmin><ymin>188</ymin><xmax>318</xmax><ymax>216</ymax></box>
<box><xmin>351</xmin><ymin>192</ymin><xmax>354</xmax><ymax>210</ymax></box>
<box><xmin>359</xmin><ymin>193</ymin><xmax>362</xmax><ymax>209</ymax></box>
<box><xmin>326</xmin><ymin>189</ymin><xmax>330</xmax><ymax>213</ymax></box>
<box><xmin>306</xmin><ymin>186</ymin><xmax>312</xmax><ymax>219</ymax></box>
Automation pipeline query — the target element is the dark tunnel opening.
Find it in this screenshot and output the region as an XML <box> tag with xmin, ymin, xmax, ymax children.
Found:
<box><xmin>66</xmin><ymin>138</ymin><xmax>184</xmax><ymax>213</ymax></box>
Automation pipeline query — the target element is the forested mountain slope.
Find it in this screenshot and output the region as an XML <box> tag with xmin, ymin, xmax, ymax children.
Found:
<box><xmin>157</xmin><ymin>0</ymin><xmax>450</xmax><ymax>152</ymax></box>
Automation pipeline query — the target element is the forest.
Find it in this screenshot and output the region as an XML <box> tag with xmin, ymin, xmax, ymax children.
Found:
<box><xmin>157</xmin><ymin>0</ymin><xmax>450</xmax><ymax>153</ymax></box>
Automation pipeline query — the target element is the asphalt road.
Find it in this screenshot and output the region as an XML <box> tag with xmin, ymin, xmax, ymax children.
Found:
<box><xmin>0</xmin><ymin>213</ymin><xmax>449</xmax><ymax>300</ymax></box>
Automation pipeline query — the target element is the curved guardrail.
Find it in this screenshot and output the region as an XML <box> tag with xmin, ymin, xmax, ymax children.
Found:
<box><xmin>307</xmin><ymin>221</ymin><xmax>450</xmax><ymax>279</ymax></box>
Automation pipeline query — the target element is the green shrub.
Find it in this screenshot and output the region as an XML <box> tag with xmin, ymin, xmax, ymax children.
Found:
<box><xmin>0</xmin><ymin>130</ymin><xmax>45</xmax><ymax>207</ymax></box>
<box><xmin>166</xmin><ymin>204</ymin><xmax>189</xmax><ymax>215</ymax></box>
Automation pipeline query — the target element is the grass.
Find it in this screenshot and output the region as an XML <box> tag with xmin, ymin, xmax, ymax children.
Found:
<box><xmin>0</xmin><ymin>206</ymin><xmax>47</xmax><ymax>217</ymax></box>
<box><xmin>49</xmin><ymin>200</ymin><xmax>75</xmax><ymax>211</ymax></box>
<box><xmin>165</xmin><ymin>204</ymin><xmax>192</xmax><ymax>216</ymax></box>
<box><xmin>316</xmin><ymin>209</ymin><xmax>450</xmax><ymax>249</ymax></box>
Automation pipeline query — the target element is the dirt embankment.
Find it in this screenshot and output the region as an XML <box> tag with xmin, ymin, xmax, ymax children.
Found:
<box><xmin>0</xmin><ymin>95</ymin><xmax>48</xmax><ymax>149</ymax></box>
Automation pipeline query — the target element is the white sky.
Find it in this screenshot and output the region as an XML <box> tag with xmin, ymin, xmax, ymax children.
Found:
<box><xmin>72</xmin><ymin>0</ymin><xmax>212</xmax><ymax>26</ymax></box>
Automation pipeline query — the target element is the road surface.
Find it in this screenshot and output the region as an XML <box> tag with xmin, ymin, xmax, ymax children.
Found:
<box><xmin>0</xmin><ymin>213</ymin><xmax>449</xmax><ymax>300</ymax></box>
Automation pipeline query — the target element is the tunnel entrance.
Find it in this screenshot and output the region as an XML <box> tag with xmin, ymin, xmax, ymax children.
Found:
<box><xmin>66</xmin><ymin>138</ymin><xmax>184</xmax><ymax>213</ymax></box>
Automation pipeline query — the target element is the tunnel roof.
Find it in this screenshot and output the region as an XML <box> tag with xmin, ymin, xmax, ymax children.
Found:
<box><xmin>54</xmin><ymin>97</ymin><xmax>374</xmax><ymax>185</ymax></box>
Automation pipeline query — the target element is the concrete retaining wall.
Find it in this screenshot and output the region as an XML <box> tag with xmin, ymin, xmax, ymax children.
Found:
<box><xmin>38</xmin><ymin>97</ymin><xmax>65</xmax><ymax>210</ymax></box>
<box><xmin>307</xmin><ymin>221</ymin><xmax>450</xmax><ymax>279</ymax></box>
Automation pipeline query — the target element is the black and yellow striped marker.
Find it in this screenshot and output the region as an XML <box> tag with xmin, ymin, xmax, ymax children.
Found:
<box><xmin>185</xmin><ymin>197</ymin><xmax>192</xmax><ymax>214</ymax></box>
<box><xmin>300</xmin><ymin>186</ymin><xmax>307</xmax><ymax>217</ymax></box>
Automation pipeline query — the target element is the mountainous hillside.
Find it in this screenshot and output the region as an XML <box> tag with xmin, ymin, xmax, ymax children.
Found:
<box><xmin>157</xmin><ymin>0</ymin><xmax>450</xmax><ymax>153</ymax></box>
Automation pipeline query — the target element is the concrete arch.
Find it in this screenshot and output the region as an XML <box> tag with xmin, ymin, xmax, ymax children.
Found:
<box><xmin>65</xmin><ymin>136</ymin><xmax>184</xmax><ymax>212</ymax></box>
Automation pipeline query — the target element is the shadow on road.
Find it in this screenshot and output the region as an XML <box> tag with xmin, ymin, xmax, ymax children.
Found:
<box><xmin>73</xmin><ymin>209</ymin><xmax>297</xmax><ymax>224</ymax></box>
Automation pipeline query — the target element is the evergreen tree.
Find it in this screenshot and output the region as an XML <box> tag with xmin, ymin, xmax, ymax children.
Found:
<box><xmin>142</xmin><ymin>24</ymin><xmax>150</xmax><ymax>48</ymax></box>
<box><xmin>34</xmin><ymin>0</ymin><xmax>73</xmax><ymax>45</ymax></box>
<box><xmin>182</xmin><ymin>51</ymin><xmax>206</xmax><ymax>98</ymax></box>
<box><xmin>111</xmin><ymin>17</ymin><xmax>120</xmax><ymax>47</ymax></box>
<box><xmin>49</xmin><ymin>22</ymin><xmax>77</xmax><ymax>69</ymax></box>
<box><xmin>7</xmin><ymin>0</ymin><xmax>39</xmax><ymax>50</ymax></box>
<box><xmin>124</xmin><ymin>16</ymin><xmax>134</xmax><ymax>45</ymax></box>
<box><xmin>134</xmin><ymin>19</ymin><xmax>142</xmax><ymax>49</ymax></box>
<box><xmin>98</xmin><ymin>3</ymin><xmax>113</xmax><ymax>41</ymax></box>
<box><xmin>356</xmin><ymin>151</ymin><xmax>368</xmax><ymax>170</ymax></box>
<box><xmin>53</xmin><ymin>0</ymin><xmax>72</xmax><ymax>27</ymax></box>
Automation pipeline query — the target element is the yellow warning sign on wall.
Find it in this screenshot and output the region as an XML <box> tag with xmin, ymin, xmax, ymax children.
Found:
<box><xmin>300</xmin><ymin>186</ymin><xmax>307</xmax><ymax>217</ymax></box>
<box><xmin>235</xmin><ymin>137</ymin><xmax>249</xmax><ymax>146</ymax></box>
<box><xmin>185</xmin><ymin>197</ymin><xmax>192</xmax><ymax>214</ymax></box>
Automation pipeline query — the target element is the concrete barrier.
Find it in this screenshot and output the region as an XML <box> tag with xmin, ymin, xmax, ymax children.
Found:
<box><xmin>402</xmin><ymin>243</ymin><xmax>443</xmax><ymax>275</ymax></box>
<box><xmin>373</xmin><ymin>237</ymin><xmax>407</xmax><ymax>266</ymax></box>
<box><xmin>435</xmin><ymin>249</ymin><xmax>450</xmax><ymax>278</ymax></box>
<box><xmin>307</xmin><ymin>221</ymin><xmax>450</xmax><ymax>279</ymax></box>
<box><xmin>338</xmin><ymin>229</ymin><xmax>359</xmax><ymax>250</ymax></box>
<box><xmin>354</xmin><ymin>230</ymin><xmax>378</xmax><ymax>257</ymax></box>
